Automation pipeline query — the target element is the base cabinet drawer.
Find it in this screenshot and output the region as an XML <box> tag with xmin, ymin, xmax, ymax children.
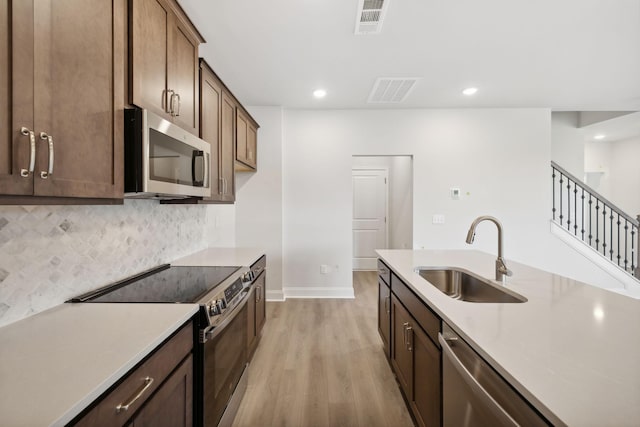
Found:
<box><xmin>70</xmin><ymin>321</ymin><xmax>194</xmax><ymax>427</ymax></box>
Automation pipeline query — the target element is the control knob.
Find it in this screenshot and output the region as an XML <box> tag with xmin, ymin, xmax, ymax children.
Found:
<box><xmin>209</xmin><ymin>303</ymin><xmax>220</xmax><ymax>316</ymax></box>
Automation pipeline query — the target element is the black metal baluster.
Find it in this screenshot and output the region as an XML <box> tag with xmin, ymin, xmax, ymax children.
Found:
<box><xmin>633</xmin><ymin>222</ymin><xmax>637</xmax><ymax>276</ymax></box>
<box><xmin>552</xmin><ymin>167</ymin><xmax>556</xmax><ymax>221</ymax></box>
<box><xmin>588</xmin><ymin>195</ymin><xmax>593</xmax><ymax>245</ymax></box>
<box><xmin>610</xmin><ymin>209</ymin><xmax>614</xmax><ymax>261</ymax></box>
<box><xmin>573</xmin><ymin>182</ymin><xmax>578</xmax><ymax>235</ymax></box>
<box><xmin>601</xmin><ymin>203</ymin><xmax>607</xmax><ymax>256</ymax></box>
<box><xmin>595</xmin><ymin>200</ymin><xmax>600</xmax><ymax>250</ymax></box>
<box><xmin>580</xmin><ymin>187</ymin><xmax>585</xmax><ymax>241</ymax></box>
<box><xmin>616</xmin><ymin>213</ymin><xmax>621</xmax><ymax>265</ymax></box>
<box><xmin>559</xmin><ymin>173</ymin><xmax>564</xmax><ymax>226</ymax></box>
<box><xmin>624</xmin><ymin>219</ymin><xmax>629</xmax><ymax>272</ymax></box>
<box><xmin>566</xmin><ymin>176</ymin><xmax>571</xmax><ymax>231</ymax></box>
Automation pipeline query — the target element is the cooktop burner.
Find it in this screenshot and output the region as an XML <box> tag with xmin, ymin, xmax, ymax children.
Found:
<box><xmin>70</xmin><ymin>265</ymin><xmax>241</xmax><ymax>303</ymax></box>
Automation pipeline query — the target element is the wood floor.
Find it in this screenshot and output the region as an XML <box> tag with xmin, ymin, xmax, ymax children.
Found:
<box><xmin>232</xmin><ymin>271</ymin><xmax>414</xmax><ymax>427</ymax></box>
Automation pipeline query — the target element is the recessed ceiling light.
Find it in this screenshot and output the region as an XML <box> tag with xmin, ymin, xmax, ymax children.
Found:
<box><xmin>594</xmin><ymin>134</ymin><xmax>606</xmax><ymax>140</ymax></box>
<box><xmin>313</xmin><ymin>89</ymin><xmax>327</xmax><ymax>98</ymax></box>
<box><xmin>462</xmin><ymin>87</ymin><xmax>478</xmax><ymax>96</ymax></box>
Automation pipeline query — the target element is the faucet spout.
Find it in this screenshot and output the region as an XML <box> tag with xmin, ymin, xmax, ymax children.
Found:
<box><xmin>465</xmin><ymin>215</ymin><xmax>513</xmax><ymax>282</ymax></box>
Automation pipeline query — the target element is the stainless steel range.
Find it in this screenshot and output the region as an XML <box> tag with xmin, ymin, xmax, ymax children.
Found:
<box><xmin>69</xmin><ymin>263</ymin><xmax>253</xmax><ymax>427</ymax></box>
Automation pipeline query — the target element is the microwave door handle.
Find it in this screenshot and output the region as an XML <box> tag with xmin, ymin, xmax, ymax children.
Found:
<box><xmin>204</xmin><ymin>152</ymin><xmax>209</xmax><ymax>193</ymax></box>
<box><xmin>191</xmin><ymin>150</ymin><xmax>205</xmax><ymax>186</ymax></box>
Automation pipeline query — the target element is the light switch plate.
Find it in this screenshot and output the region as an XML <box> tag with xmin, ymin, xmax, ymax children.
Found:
<box><xmin>450</xmin><ymin>187</ymin><xmax>460</xmax><ymax>200</ymax></box>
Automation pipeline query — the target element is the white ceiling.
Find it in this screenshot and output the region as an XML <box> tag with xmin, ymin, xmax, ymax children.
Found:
<box><xmin>178</xmin><ymin>0</ymin><xmax>640</xmax><ymax>111</ymax></box>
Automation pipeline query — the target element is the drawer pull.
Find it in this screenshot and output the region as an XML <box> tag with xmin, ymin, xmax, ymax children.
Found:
<box><xmin>20</xmin><ymin>127</ymin><xmax>36</xmax><ymax>177</ymax></box>
<box><xmin>116</xmin><ymin>376</ymin><xmax>154</xmax><ymax>413</ymax></box>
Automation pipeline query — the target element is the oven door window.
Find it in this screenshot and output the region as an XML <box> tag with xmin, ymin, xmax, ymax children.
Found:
<box><xmin>148</xmin><ymin>128</ymin><xmax>209</xmax><ymax>187</ymax></box>
<box><xmin>203</xmin><ymin>301</ymin><xmax>248</xmax><ymax>427</ymax></box>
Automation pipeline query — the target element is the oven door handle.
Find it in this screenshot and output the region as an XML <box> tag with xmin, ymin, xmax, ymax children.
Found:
<box><xmin>202</xmin><ymin>289</ymin><xmax>250</xmax><ymax>343</ymax></box>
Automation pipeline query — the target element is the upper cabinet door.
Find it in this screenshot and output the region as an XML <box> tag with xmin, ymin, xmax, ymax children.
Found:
<box><xmin>236</xmin><ymin>109</ymin><xmax>248</xmax><ymax>165</ymax></box>
<box><xmin>235</xmin><ymin>107</ymin><xmax>258</xmax><ymax>172</ymax></box>
<box><xmin>130</xmin><ymin>0</ymin><xmax>202</xmax><ymax>136</ymax></box>
<box><xmin>1</xmin><ymin>0</ymin><xmax>124</xmax><ymax>199</ymax></box>
<box><xmin>130</xmin><ymin>0</ymin><xmax>170</xmax><ymax>121</ymax></box>
<box><xmin>200</xmin><ymin>63</ymin><xmax>222</xmax><ymax>201</ymax></box>
<box><xmin>169</xmin><ymin>18</ymin><xmax>199</xmax><ymax>135</ymax></box>
<box><xmin>31</xmin><ymin>0</ymin><xmax>124</xmax><ymax>198</ymax></box>
<box><xmin>0</xmin><ymin>0</ymin><xmax>34</xmax><ymax>195</ymax></box>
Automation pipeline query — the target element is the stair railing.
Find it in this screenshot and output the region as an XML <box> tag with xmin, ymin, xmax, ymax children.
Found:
<box><xmin>551</xmin><ymin>161</ymin><xmax>640</xmax><ymax>277</ymax></box>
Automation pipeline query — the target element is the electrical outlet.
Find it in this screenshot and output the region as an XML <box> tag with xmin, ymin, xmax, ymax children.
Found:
<box><xmin>320</xmin><ymin>265</ymin><xmax>329</xmax><ymax>274</ymax></box>
<box><xmin>432</xmin><ymin>214</ymin><xmax>445</xmax><ymax>225</ymax></box>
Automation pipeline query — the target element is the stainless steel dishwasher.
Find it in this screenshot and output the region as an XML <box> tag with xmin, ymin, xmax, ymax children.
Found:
<box><xmin>439</xmin><ymin>323</ymin><xmax>550</xmax><ymax>427</ymax></box>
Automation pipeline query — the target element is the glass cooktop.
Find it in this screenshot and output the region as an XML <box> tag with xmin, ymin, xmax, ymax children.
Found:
<box><xmin>71</xmin><ymin>265</ymin><xmax>241</xmax><ymax>303</ymax></box>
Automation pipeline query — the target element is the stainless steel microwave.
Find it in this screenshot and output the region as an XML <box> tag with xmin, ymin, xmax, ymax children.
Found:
<box><xmin>124</xmin><ymin>108</ymin><xmax>211</xmax><ymax>199</ymax></box>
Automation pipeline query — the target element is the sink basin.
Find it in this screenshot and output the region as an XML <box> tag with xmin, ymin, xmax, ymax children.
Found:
<box><xmin>415</xmin><ymin>267</ymin><xmax>527</xmax><ymax>303</ymax></box>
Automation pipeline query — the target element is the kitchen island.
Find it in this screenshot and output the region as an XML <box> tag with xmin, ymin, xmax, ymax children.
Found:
<box><xmin>377</xmin><ymin>249</ymin><xmax>640</xmax><ymax>426</ymax></box>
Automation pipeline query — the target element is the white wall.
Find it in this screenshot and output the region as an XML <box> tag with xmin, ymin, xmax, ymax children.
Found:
<box><xmin>281</xmin><ymin>108</ymin><xmax>629</xmax><ymax>295</ymax></box>
<box><xmin>551</xmin><ymin>112</ymin><xmax>584</xmax><ymax>178</ymax></box>
<box><xmin>284</xmin><ymin>109</ymin><xmax>543</xmax><ymax>294</ymax></box>
<box><xmin>235</xmin><ymin>106</ymin><xmax>284</xmax><ymax>300</ymax></box>
<box><xmin>585</xmin><ymin>135</ymin><xmax>640</xmax><ymax>217</ymax></box>
<box><xmin>352</xmin><ymin>156</ymin><xmax>413</xmax><ymax>250</ymax></box>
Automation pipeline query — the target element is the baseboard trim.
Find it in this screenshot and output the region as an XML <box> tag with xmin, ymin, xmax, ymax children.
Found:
<box><xmin>266</xmin><ymin>290</ymin><xmax>285</xmax><ymax>302</ymax></box>
<box><xmin>284</xmin><ymin>286</ymin><xmax>355</xmax><ymax>299</ymax></box>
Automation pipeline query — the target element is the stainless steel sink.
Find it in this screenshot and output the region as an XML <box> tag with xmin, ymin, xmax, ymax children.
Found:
<box><xmin>415</xmin><ymin>267</ymin><xmax>527</xmax><ymax>303</ymax></box>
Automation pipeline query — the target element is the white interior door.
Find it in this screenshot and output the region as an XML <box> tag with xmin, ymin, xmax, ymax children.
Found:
<box><xmin>352</xmin><ymin>169</ymin><xmax>388</xmax><ymax>270</ymax></box>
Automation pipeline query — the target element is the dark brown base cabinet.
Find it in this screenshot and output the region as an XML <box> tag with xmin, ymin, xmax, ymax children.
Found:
<box><xmin>70</xmin><ymin>321</ymin><xmax>194</xmax><ymax>427</ymax></box>
<box><xmin>381</xmin><ymin>263</ymin><xmax>442</xmax><ymax>427</ymax></box>
<box><xmin>248</xmin><ymin>256</ymin><xmax>267</xmax><ymax>359</ymax></box>
<box><xmin>378</xmin><ymin>278</ymin><xmax>391</xmax><ymax>359</ymax></box>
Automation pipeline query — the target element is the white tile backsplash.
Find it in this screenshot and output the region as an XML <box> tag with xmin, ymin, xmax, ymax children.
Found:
<box><xmin>0</xmin><ymin>200</ymin><xmax>213</xmax><ymax>327</ymax></box>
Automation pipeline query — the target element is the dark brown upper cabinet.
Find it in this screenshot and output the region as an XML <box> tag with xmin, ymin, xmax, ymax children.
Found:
<box><xmin>0</xmin><ymin>0</ymin><xmax>125</xmax><ymax>202</ymax></box>
<box><xmin>198</xmin><ymin>60</ymin><xmax>236</xmax><ymax>203</ymax></box>
<box><xmin>235</xmin><ymin>108</ymin><xmax>258</xmax><ymax>172</ymax></box>
<box><xmin>130</xmin><ymin>0</ymin><xmax>204</xmax><ymax>136</ymax></box>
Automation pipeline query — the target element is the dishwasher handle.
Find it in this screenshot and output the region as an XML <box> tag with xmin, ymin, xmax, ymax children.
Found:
<box><xmin>439</xmin><ymin>332</ymin><xmax>519</xmax><ymax>427</ymax></box>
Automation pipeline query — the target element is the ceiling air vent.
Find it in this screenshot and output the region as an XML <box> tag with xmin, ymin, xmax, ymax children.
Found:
<box><xmin>355</xmin><ymin>0</ymin><xmax>390</xmax><ymax>34</ymax></box>
<box><xmin>367</xmin><ymin>78</ymin><xmax>420</xmax><ymax>103</ymax></box>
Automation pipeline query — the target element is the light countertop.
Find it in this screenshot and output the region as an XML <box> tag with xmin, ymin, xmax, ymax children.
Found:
<box><xmin>0</xmin><ymin>247</ymin><xmax>264</xmax><ymax>427</ymax></box>
<box><xmin>377</xmin><ymin>249</ymin><xmax>640</xmax><ymax>427</ymax></box>
<box><xmin>172</xmin><ymin>247</ymin><xmax>264</xmax><ymax>267</ymax></box>
<box><xmin>0</xmin><ymin>303</ymin><xmax>197</xmax><ymax>427</ymax></box>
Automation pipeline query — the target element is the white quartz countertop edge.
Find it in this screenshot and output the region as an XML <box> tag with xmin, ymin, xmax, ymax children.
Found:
<box><xmin>172</xmin><ymin>247</ymin><xmax>264</xmax><ymax>267</ymax></box>
<box><xmin>0</xmin><ymin>303</ymin><xmax>198</xmax><ymax>427</ymax></box>
<box><xmin>376</xmin><ymin>249</ymin><xmax>640</xmax><ymax>427</ymax></box>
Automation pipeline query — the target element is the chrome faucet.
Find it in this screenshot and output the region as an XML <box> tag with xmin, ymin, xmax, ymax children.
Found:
<box><xmin>465</xmin><ymin>215</ymin><xmax>513</xmax><ymax>283</ymax></box>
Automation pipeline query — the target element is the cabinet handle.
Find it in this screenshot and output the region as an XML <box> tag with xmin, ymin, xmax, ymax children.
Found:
<box><xmin>20</xmin><ymin>127</ymin><xmax>36</xmax><ymax>177</ymax></box>
<box><xmin>406</xmin><ymin>325</ymin><xmax>413</xmax><ymax>352</ymax></box>
<box><xmin>39</xmin><ymin>132</ymin><xmax>54</xmax><ymax>179</ymax></box>
<box><xmin>384</xmin><ymin>296</ymin><xmax>390</xmax><ymax>315</ymax></box>
<box><xmin>218</xmin><ymin>177</ymin><xmax>224</xmax><ymax>195</ymax></box>
<box><xmin>170</xmin><ymin>93</ymin><xmax>181</xmax><ymax>117</ymax></box>
<box><xmin>164</xmin><ymin>89</ymin><xmax>175</xmax><ymax>114</ymax></box>
<box><xmin>402</xmin><ymin>322</ymin><xmax>409</xmax><ymax>346</ymax></box>
<box><xmin>115</xmin><ymin>376</ymin><xmax>154</xmax><ymax>413</ymax></box>
<box><xmin>256</xmin><ymin>286</ymin><xmax>261</xmax><ymax>302</ymax></box>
